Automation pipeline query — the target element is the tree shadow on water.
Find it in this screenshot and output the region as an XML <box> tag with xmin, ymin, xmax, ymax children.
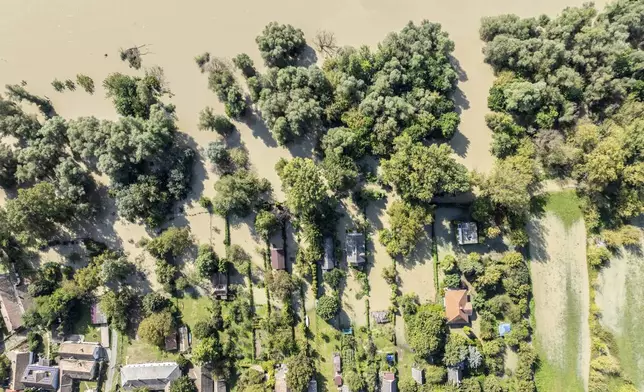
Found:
<box><xmin>241</xmin><ymin>109</ymin><xmax>278</xmax><ymax>148</ymax></box>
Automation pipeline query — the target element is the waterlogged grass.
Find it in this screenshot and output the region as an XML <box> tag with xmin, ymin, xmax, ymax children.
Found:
<box><xmin>534</xmin><ymin>270</ymin><xmax>585</xmax><ymax>392</ymax></box>
<box><xmin>544</xmin><ymin>190</ymin><xmax>583</xmax><ymax>230</ymax></box>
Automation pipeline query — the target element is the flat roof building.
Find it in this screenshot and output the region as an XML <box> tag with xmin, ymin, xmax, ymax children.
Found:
<box><xmin>457</xmin><ymin>222</ymin><xmax>478</xmax><ymax>245</ymax></box>
<box><xmin>271</xmin><ymin>248</ymin><xmax>286</xmax><ymax>270</ymax></box>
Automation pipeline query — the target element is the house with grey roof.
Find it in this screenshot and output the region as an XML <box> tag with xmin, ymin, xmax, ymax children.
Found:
<box><xmin>121</xmin><ymin>362</ymin><xmax>181</xmax><ymax>391</ymax></box>
<box><xmin>447</xmin><ymin>367</ymin><xmax>462</xmax><ymax>385</ymax></box>
<box><xmin>346</xmin><ymin>232</ymin><xmax>365</xmax><ymax>266</ymax></box>
<box><xmin>274</xmin><ymin>364</ymin><xmax>289</xmax><ymax>392</ymax></box>
<box><xmin>21</xmin><ymin>365</ymin><xmax>60</xmax><ymax>391</ymax></box>
<box><xmin>9</xmin><ymin>351</ymin><xmax>33</xmax><ymax>390</ymax></box>
<box><xmin>322</xmin><ymin>237</ymin><xmax>334</xmax><ymax>271</ymax></box>
<box><xmin>307</xmin><ymin>379</ymin><xmax>317</xmax><ymax>392</ymax></box>
<box><xmin>59</xmin><ymin>359</ymin><xmax>98</xmax><ymax>380</ymax></box>
<box><xmin>212</xmin><ymin>272</ymin><xmax>228</xmax><ymax>300</ymax></box>
<box><xmin>0</xmin><ymin>273</ymin><xmax>32</xmax><ymax>332</ymax></box>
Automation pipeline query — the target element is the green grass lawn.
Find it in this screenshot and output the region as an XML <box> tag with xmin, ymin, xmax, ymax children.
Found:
<box><xmin>308</xmin><ymin>309</ymin><xmax>341</xmax><ymax>388</ymax></box>
<box><xmin>125</xmin><ymin>337</ymin><xmax>178</xmax><ymax>364</ymax></box>
<box><xmin>175</xmin><ymin>295</ymin><xmax>212</xmax><ymax>329</ymax></box>
<box><xmin>543</xmin><ymin>190</ymin><xmax>583</xmax><ymax>230</ymax></box>
<box><xmin>534</xmin><ymin>270</ymin><xmax>585</xmax><ymax>392</ymax></box>
<box><xmin>71</xmin><ymin>304</ymin><xmax>101</xmax><ymax>342</ymax></box>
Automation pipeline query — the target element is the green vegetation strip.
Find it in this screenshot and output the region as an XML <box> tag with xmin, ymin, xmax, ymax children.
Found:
<box><xmin>544</xmin><ymin>191</ymin><xmax>583</xmax><ymax>230</ymax></box>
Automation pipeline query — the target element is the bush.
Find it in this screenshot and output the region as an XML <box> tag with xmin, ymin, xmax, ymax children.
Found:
<box><xmin>317</xmin><ymin>295</ymin><xmax>340</xmax><ymax>320</ymax></box>
<box><xmin>195</xmin><ymin>245</ymin><xmax>220</xmax><ymax>278</ymax></box>
<box><xmin>76</xmin><ymin>74</ymin><xmax>95</xmax><ymax>94</ymax></box>
<box><xmin>193</xmin><ymin>319</ymin><xmax>217</xmax><ymax>339</ymax></box>
<box><xmin>142</xmin><ymin>292</ymin><xmax>170</xmax><ymax>315</ymax></box>
<box><xmin>254</xmin><ymin>210</ymin><xmax>280</xmax><ymax>240</ymax></box>
<box><xmin>443</xmin><ymin>273</ymin><xmax>462</xmax><ymax>289</ymax></box>
<box><xmin>198</xmin><ymin>107</ymin><xmax>235</xmax><ymax>136</ymax></box>
<box><xmin>51</xmin><ymin>79</ymin><xmax>65</xmax><ymax>92</ymax></box>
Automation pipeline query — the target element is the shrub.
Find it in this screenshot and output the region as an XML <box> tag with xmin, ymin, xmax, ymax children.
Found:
<box><xmin>256</xmin><ymin>22</ymin><xmax>306</xmax><ymax>67</ymax></box>
<box><xmin>52</xmin><ymin>79</ymin><xmax>65</xmax><ymax>92</ymax></box>
<box><xmin>198</xmin><ymin>107</ymin><xmax>235</xmax><ymax>136</ymax></box>
<box><xmin>76</xmin><ymin>74</ymin><xmax>95</xmax><ymax>94</ymax></box>
<box><xmin>317</xmin><ymin>295</ymin><xmax>340</xmax><ymax>320</ymax></box>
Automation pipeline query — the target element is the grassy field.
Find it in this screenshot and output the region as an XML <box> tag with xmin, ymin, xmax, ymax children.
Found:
<box><xmin>542</xmin><ymin>190</ymin><xmax>583</xmax><ymax>230</ymax></box>
<box><xmin>125</xmin><ymin>338</ymin><xmax>178</xmax><ymax>364</ymax></box>
<box><xmin>613</xmin><ymin>252</ymin><xmax>644</xmax><ymax>389</ymax></box>
<box><xmin>534</xmin><ymin>272</ymin><xmax>585</xmax><ymax>392</ymax></box>
<box><xmin>175</xmin><ymin>295</ymin><xmax>212</xmax><ymax>329</ymax></box>
<box><xmin>78</xmin><ymin>380</ymin><xmax>98</xmax><ymax>392</ymax></box>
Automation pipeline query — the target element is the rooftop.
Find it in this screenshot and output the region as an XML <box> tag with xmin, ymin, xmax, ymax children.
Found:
<box><xmin>271</xmin><ymin>248</ymin><xmax>286</xmax><ymax>270</ymax></box>
<box><xmin>58</xmin><ymin>342</ymin><xmax>103</xmax><ymax>360</ymax></box>
<box><xmin>457</xmin><ymin>222</ymin><xmax>478</xmax><ymax>245</ymax></box>
<box><xmin>21</xmin><ymin>365</ymin><xmax>60</xmax><ymax>390</ymax></box>
<box><xmin>411</xmin><ymin>367</ymin><xmax>423</xmax><ymax>384</ymax></box>
<box><xmin>444</xmin><ymin>289</ymin><xmax>472</xmax><ymax>325</ymax></box>
<box><xmin>59</xmin><ymin>359</ymin><xmax>97</xmax><ymax>375</ymax></box>
<box><xmin>322</xmin><ymin>237</ymin><xmax>334</xmax><ymax>271</ymax></box>
<box><xmin>90</xmin><ymin>302</ymin><xmax>108</xmax><ymax>324</ymax></box>
<box><xmin>0</xmin><ymin>273</ymin><xmax>31</xmax><ymax>332</ymax></box>
<box><xmin>346</xmin><ymin>232</ymin><xmax>365</xmax><ymax>265</ymax></box>
<box><xmin>121</xmin><ymin>362</ymin><xmax>181</xmax><ymax>391</ymax></box>
<box><xmin>10</xmin><ymin>351</ymin><xmax>32</xmax><ymax>390</ymax></box>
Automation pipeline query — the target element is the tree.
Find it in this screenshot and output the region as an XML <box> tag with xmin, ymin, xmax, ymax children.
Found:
<box><xmin>323</xmin><ymin>268</ymin><xmax>346</xmax><ymax>291</ymax></box>
<box><xmin>169</xmin><ymin>376</ymin><xmax>197</xmax><ymax>392</ymax></box>
<box><xmin>192</xmin><ymin>336</ymin><xmax>221</xmax><ymax>365</ymax></box>
<box><xmin>398</xmin><ymin>378</ymin><xmax>419</xmax><ymax>392</ymax></box>
<box><xmin>206</xmin><ymin>59</ymin><xmax>248</xmax><ymax>118</ymax></box>
<box><xmin>381</xmin><ymin>134</ymin><xmax>470</xmax><ymax>202</ymax></box>
<box><xmin>195</xmin><ymin>244</ymin><xmax>220</xmax><ymax>278</ymax></box>
<box><xmin>193</xmin><ymin>319</ymin><xmax>218</xmax><ymax>340</ymax></box>
<box><xmin>379</xmin><ymin>201</ymin><xmax>432</xmax><ymax>258</ymax></box>
<box><xmin>232</xmin><ymin>53</ymin><xmax>256</xmax><ymax>78</ymax></box>
<box><xmin>257</xmin><ymin>66</ymin><xmax>331</xmax><ymax>144</ymax></box>
<box><xmin>0</xmin><ymin>354</ymin><xmax>11</xmax><ymax>382</ymax></box>
<box><xmin>205</xmin><ymin>141</ymin><xmax>231</xmax><ymax>172</ymax></box>
<box><xmin>321</xmin><ymin>153</ymin><xmax>359</xmax><ymax>195</ymax></box>
<box><xmin>100</xmin><ymin>287</ymin><xmax>136</xmax><ymax>332</ymax></box>
<box><xmin>0</xmin><ymin>143</ymin><xmax>18</xmax><ymax>187</ymax></box>
<box><xmin>142</xmin><ymin>292</ymin><xmax>170</xmax><ymax>315</ymax></box>
<box><xmin>198</xmin><ymin>107</ymin><xmax>235</xmax><ymax>136</ymax></box>
<box><xmin>405</xmin><ymin>304</ymin><xmax>447</xmax><ymax>358</ymax></box>
<box><xmin>100</xmin><ymin>252</ymin><xmax>134</xmax><ymax>282</ymax></box>
<box><xmin>256</xmin><ymin>22</ymin><xmax>306</xmax><ymax>67</ymax></box>
<box><xmin>344</xmin><ymin>370</ymin><xmax>366</xmax><ymax>392</ymax></box>
<box><xmin>103</xmin><ymin>71</ymin><xmax>166</xmax><ymax>119</ymax></box>
<box><xmin>276</xmin><ymin>157</ymin><xmax>328</xmax><ymax>218</ymax></box>
<box><xmin>5</xmin><ymin>181</ymin><xmax>74</xmax><ymax>246</ymax></box>
<box><xmin>254</xmin><ymin>210</ymin><xmax>280</xmax><ymax>239</ymax></box>
<box><xmin>212</xmin><ymin>170</ymin><xmax>271</xmax><ymax>217</ymax></box>
<box><xmin>146</xmin><ymin>227</ymin><xmax>193</xmax><ymax>261</ymax></box>
<box><xmin>443</xmin><ymin>334</ymin><xmax>470</xmax><ymax>366</ymax></box>
<box><xmin>228</xmin><ymin>244</ymin><xmax>251</xmax><ymax>275</ymax></box>
<box><xmin>266</xmin><ymin>270</ymin><xmax>297</xmax><ymax>302</ymax></box>
<box><xmin>286</xmin><ymin>351</ymin><xmax>315</xmax><ymax>392</ymax></box>
<box><xmin>316</xmin><ymin>295</ymin><xmax>340</xmax><ymax>320</ymax></box>
<box><xmin>138</xmin><ymin>311</ymin><xmax>175</xmax><ymax>347</ymax></box>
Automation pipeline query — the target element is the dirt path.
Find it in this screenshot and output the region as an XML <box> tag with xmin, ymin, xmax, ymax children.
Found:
<box><xmin>528</xmin><ymin>214</ymin><xmax>590</xmax><ymax>391</ymax></box>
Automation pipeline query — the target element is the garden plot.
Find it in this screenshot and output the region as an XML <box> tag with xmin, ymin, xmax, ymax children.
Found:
<box><xmin>528</xmin><ymin>213</ymin><xmax>590</xmax><ymax>392</ymax></box>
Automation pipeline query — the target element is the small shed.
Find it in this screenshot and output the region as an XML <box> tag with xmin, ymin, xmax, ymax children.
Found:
<box><xmin>308</xmin><ymin>379</ymin><xmax>318</xmax><ymax>392</ymax></box>
<box><xmin>371</xmin><ymin>311</ymin><xmax>389</xmax><ymax>324</ymax></box>
<box><xmin>333</xmin><ymin>374</ymin><xmax>343</xmax><ymax>386</ymax></box>
<box><xmin>271</xmin><ymin>248</ymin><xmax>286</xmax><ymax>270</ymax></box>
<box><xmin>411</xmin><ymin>368</ymin><xmax>423</xmax><ymax>384</ymax></box>
<box><xmin>212</xmin><ymin>272</ymin><xmax>228</xmax><ymax>300</ymax></box>
<box><xmin>457</xmin><ymin>222</ymin><xmax>478</xmax><ymax>245</ymax></box>
<box><xmin>179</xmin><ymin>326</ymin><xmax>190</xmax><ymax>353</ymax></box>
<box><xmin>165</xmin><ymin>329</ymin><xmax>178</xmax><ymax>351</ymax></box>
<box><xmin>381</xmin><ymin>372</ymin><xmax>396</xmax><ymax>392</ymax></box>
<box><xmin>498</xmin><ymin>323</ymin><xmax>511</xmax><ymax>337</ymax></box>
<box><xmin>214</xmin><ymin>380</ymin><xmax>227</xmax><ymax>392</ymax></box>
<box><xmin>322</xmin><ymin>237</ymin><xmax>334</xmax><ymax>271</ymax></box>
<box><xmin>346</xmin><ymin>232</ymin><xmax>365</xmax><ymax>266</ymax></box>
<box><xmin>447</xmin><ymin>367</ymin><xmax>462</xmax><ymax>385</ymax></box>
<box><xmin>332</xmin><ymin>352</ymin><xmax>341</xmax><ymax>373</ymax></box>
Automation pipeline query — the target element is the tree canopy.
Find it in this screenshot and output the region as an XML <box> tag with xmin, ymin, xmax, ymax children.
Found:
<box><xmin>404</xmin><ymin>303</ymin><xmax>447</xmax><ymax>358</ymax></box>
